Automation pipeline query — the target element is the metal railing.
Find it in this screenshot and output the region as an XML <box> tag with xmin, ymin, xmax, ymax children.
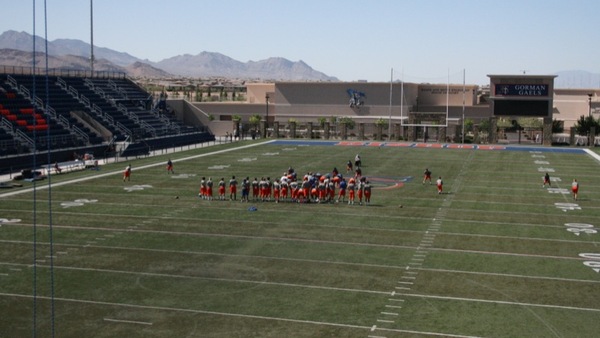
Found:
<box><xmin>0</xmin><ymin>65</ymin><xmax>127</xmax><ymax>79</ymax></box>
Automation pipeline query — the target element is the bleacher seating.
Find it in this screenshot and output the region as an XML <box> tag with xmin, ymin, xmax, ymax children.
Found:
<box><xmin>1</xmin><ymin>72</ymin><xmax>214</xmax><ymax>160</ymax></box>
<box><xmin>0</xmin><ymin>79</ymin><xmax>81</xmax><ymax>151</ymax></box>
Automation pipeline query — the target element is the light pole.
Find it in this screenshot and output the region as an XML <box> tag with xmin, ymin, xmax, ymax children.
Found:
<box><xmin>588</xmin><ymin>93</ymin><xmax>593</xmax><ymax>117</ymax></box>
<box><xmin>90</xmin><ymin>0</ymin><xmax>95</xmax><ymax>74</ymax></box>
<box><xmin>265</xmin><ymin>94</ymin><xmax>270</xmax><ymax>138</ymax></box>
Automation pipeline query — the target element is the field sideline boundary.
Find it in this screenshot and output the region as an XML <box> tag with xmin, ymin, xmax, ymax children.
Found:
<box><xmin>0</xmin><ymin>140</ymin><xmax>275</xmax><ymax>198</ymax></box>
<box><xmin>583</xmin><ymin>148</ymin><xmax>600</xmax><ymax>163</ymax></box>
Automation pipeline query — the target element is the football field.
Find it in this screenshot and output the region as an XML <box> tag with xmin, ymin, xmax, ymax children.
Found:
<box><xmin>1</xmin><ymin>140</ymin><xmax>599</xmax><ymax>337</ymax></box>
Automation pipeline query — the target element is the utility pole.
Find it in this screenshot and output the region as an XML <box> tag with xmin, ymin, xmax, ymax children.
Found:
<box><xmin>90</xmin><ymin>0</ymin><xmax>95</xmax><ymax>74</ymax></box>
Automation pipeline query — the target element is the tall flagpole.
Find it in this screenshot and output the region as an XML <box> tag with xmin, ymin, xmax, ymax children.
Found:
<box><xmin>388</xmin><ymin>68</ymin><xmax>393</xmax><ymax>140</ymax></box>
<box><xmin>462</xmin><ymin>69</ymin><xmax>466</xmax><ymax>143</ymax></box>
<box><xmin>90</xmin><ymin>0</ymin><xmax>95</xmax><ymax>74</ymax></box>
<box><xmin>446</xmin><ymin>68</ymin><xmax>450</xmax><ymax>119</ymax></box>
<box><xmin>400</xmin><ymin>70</ymin><xmax>404</xmax><ymax>125</ymax></box>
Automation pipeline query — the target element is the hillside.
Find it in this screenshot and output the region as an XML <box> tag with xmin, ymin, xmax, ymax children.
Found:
<box><xmin>0</xmin><ymin>30</ymin><xmax>338</xmax><ymax>81</ymax></box>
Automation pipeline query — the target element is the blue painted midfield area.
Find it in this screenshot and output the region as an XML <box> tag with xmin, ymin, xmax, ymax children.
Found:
<box><xmin>503</xmin><ymin>146</ymin><xmax>585</xmax><ymax>153</ymax></box>
<box><xmin>271</xmin><ymin>140</ymin><xmax>587</xmax><ymax>154</ymax></box>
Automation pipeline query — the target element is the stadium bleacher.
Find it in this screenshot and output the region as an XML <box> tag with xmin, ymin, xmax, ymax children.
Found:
<box><xmin>0</xmin><ymin>71</ymin><xmax>214</xmax><ymax>172</ymax></box>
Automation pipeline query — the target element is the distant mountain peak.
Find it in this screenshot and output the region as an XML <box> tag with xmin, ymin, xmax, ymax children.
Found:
<box><xmin>0</xmin><ymin>30</ymin><xmax>339</xmax><ymax>81</ymax></box>
<box><xmin>154</xmin><ymin>51</ymin><xmax>337</xmax><ymax>81</ymax></box>
<box><xmin>555</xmin><ymin>70</ymin><xmax>600</xmax><ymax>89</ymax></box>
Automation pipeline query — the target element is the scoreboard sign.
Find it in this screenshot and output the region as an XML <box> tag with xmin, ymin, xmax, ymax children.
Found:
<box><xmin>495</xmin><ymin>84</ymin><xmax>549</xmax><ymax>97</ymax></box>
<box><xmin>493</xmin><ymin>100</ymin><xmax>549</xmax><ymax>117</ymax></box>
<box><xmin>489</xmin><ymin>75</ymin><xmax>555</xmax><ymax>119</ymax></box>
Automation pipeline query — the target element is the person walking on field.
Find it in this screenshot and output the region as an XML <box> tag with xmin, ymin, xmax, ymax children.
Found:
<box><xmin>571</xmin><ymin>179</ymin><xmax>579</xmax><ymax>200</ymax></box>
<box><xmin>123</xmin><ymin>164</ymin><xmax>131</xmax><ymax>182</ymax></box>
<box><xmin>241</xmin><ymin>177</ymin><xmax>250</xmax><ymax>202</ymax></box>
<box><xmin>347</xmin><ymin>178</ymin><xmax>356</xmax><ymax>205</ymax></box>
<box><xmin>423</xmin><ymin>168</ymin><xmax>432</xmax><ymax>185</ymax></box>
<box><xmin>199</xmin><ymin>177</ymin><xmax>206</xmax><ymax>199</ymax></box>
<box><xmin>363</xmin><ymin>180</ymin><xmax>372</xmax><ymax>205</ymax></box>
<box><xmin>337</xmin><ymin>177</ymin><xmax>347</xmax><ymax>203</ymax></box>
<box><xmin>166</xmin><ymin>159</ymin><xmax>174</xmax><ymax>174</ymax></box>
<box><xmin>436</xmin><ymin>176</ymin><xmax>443</xmax><ymax>194</ymax></box>
<box><xmin>543</xmin><ymin>172</ymin><xmax>551</xmax><ymax>188</ymax></box>
<box><xmin>354</xmin><ymin>154</ymin><xmax>362</xmax><ymax>168</ymax></box>
<box><xmin>54</xmin><ymin>162</ymin><xmax>62</xmax><ymax>174</ymax></box>
<box><xmin>218</xmin><ymin>178</ymin><xmax>226</xmax><ymax>200</ymax></box>
<box><xmin>206</xmin><ymin>177</ymin><xmax>214</xmax><ymax>200</ymax></box>
<box><xmin>229</xmin><ymin>175</ymin><xmax>238</xmax><ymax>201</ymax></box>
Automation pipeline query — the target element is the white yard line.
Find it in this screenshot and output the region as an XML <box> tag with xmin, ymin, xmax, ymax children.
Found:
<box><xmin>2</xmin><ymin>226</ymin><xmax>591</xmax><ymax>262</ymax></box>
<box><xmin>0</xmin><ymin>291</ymin><xmax>480</xmax><ymax>338</ymax></box>
<box><xmin>103</xmin><ymin>318</ymin><xmax>153</xmax><ymax>326</ymax></box>
<box><xmin>583</xmin><ymin>148</ymin><xmax>600</xmax><ymax>163</ymax></box>
<box><xmin>399</xmin><ymin>292</ymin><xmax>600</xmax><ymax>313</ymax></box>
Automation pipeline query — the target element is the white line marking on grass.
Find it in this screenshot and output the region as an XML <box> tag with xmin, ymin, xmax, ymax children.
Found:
<box><xmin>376</xmin><ymin>319</ymin><xmax>394</xmax><ymax>323</ymax></box>
<box><xmin>399</xmin><ymin>293</ymin><xmax>600</xmax><ymax>313</ymax></box>
<box><xmin>0</xmin><ymin>239</ymin><xmax>433</xmax><ymax>273</ymax></box>
<box><xmin>385</xmin><ymin>304</ymin><xmax>402</xmax><ymax>309</ymax></box>
<box><xmin>422</xmin><ymin>230</ymin><xmax>597</xmax><ymax>245</ymax></box>
<box><xmin>388</xmin><ymin>298</ymin><xmax>405</xmax><ymax>302</ymax></box>
<box><xmin>5</xmin><ymin>237</ymin><xmax>594</xmax><ymax>273</ymax></box>
<box><xmin>18</xmin><ymin>264</ymin><xmax>392</xmax><ymax>296</ymax></box>
<box><xmin>416</xmin><ymin>267</ymin><xmax>600</xmax><ymax>284</ymax></box>
<box><xmin>380</xmin><ymin>312</ymin><xmax>398</xmax><ymax>316</ymax></box>
<box><xmin>0</xmin><ymin>141</ymin><xmax>274</xmax><ymax>198</ymax></box>
<box><xmin>103</xmin><ymin>318</ymin><xmax>153</xmax><ymax>326</ymax></box>
<box><xmin>3</xmin><ymin>291</ymin><xmax>482</xmax><ymax>337</ymax></box>
<box><xmin>583</xmin><ymin>148</ymin><xmax>600</xmax><ymax>163</ymax></box>
<box><xmin>430</xmin><ymin>247</ymin><xmax>587</xmax><ymax>261</ymax></box>
<box><xmin>0</xmin><ymin>273</ymin><xmax>8</xmax><ymax>276</ymax></box>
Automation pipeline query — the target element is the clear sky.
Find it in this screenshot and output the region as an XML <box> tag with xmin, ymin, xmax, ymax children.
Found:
<box><xmin>1</xmin><ymin>0</ymin><xmax>599</xmax><ymax>85</ymax></box>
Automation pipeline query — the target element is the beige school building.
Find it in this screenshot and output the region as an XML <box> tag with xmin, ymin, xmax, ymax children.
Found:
<box><xmin>169</xmin><ymin>75</ymin><xmax>599</xmax><ymax>145</ymax></box>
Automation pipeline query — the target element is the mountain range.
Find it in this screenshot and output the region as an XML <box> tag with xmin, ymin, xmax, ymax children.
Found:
<box><xmin>0</xmin><ymin>30</ymin><xmax>338</xmax><ymax>81</ymax></box>
<box><xmin>1</xmin><ymin>30</ymin><xmax>599</xmax><ymax>87</ymax></box>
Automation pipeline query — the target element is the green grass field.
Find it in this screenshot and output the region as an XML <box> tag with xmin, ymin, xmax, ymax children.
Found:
<box><xmin>1</xmin><ymin>140</ymin><xmax>599</xmax><ymax>337</ymax></box>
